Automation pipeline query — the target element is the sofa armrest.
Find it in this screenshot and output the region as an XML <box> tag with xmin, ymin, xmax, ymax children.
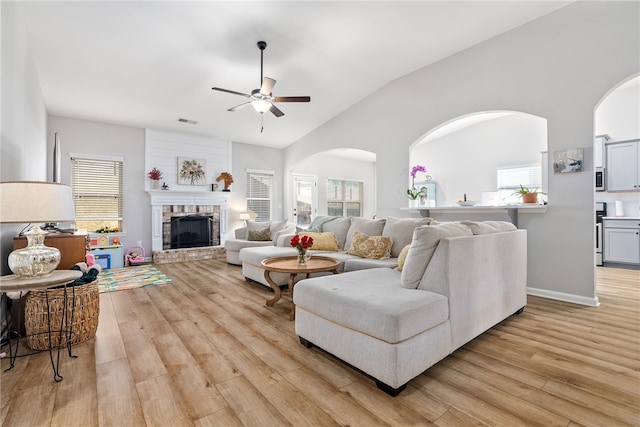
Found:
<box><xmin>234</xmin><ymin>227</ymin><xmax>248</xmax><ymax>240</ymax></box>
<box><xmin>276</xmin><ymin>231</ymin><xmax>296</xmax><ymax>247</ymax></box>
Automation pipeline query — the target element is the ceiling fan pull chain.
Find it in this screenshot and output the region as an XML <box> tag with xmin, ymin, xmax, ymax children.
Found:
<box><xmin>261</xmin><ymin>115</ymin><xmax>264</xmax><ymax>133</ymax></box>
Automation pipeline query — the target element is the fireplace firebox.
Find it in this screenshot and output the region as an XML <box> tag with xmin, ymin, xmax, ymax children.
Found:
<box><xmin>169</xmin><ymin>214</ymin><xmax>216</xmax><ymax>249</ymax></box>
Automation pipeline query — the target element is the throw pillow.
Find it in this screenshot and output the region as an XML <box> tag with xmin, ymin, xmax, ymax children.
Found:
<box><xmin>382</xmin><ymin>216</ymin><xmax>433</xmax><ymax>258</ymax></box>
<box><xmin>344</xmin><ymin>217</ymin><xmax>386</xmax><ymax>252</ymax></box>
<box><xmin>247</xmin><ymin>226</ymin><xmax>271</xmax><ymax>241</ymax></box>
<box><xmin>346</xmin><ymin>230</ymin><xmax>393</xmax><ymax>259</ymax></box>
<box><xmin>400</xmin><ymin>223</ymin><xmax>472</xmax><ymax>289</ymax></box>
<box><xmin>299</xmin><ymin>232</ymin><xmax>340</xmax><ymax>252</ymax></box>
<box><xmin>396</xmin><ymin>244</ymin><xmax>411</xmax><ymax>271</ymax></box>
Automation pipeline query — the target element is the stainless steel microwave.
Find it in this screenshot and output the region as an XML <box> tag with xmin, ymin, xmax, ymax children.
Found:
<box><xmin>595</xmin><ymin>167</ymin><xmax>605</xmax><ymax>191</ymax></box>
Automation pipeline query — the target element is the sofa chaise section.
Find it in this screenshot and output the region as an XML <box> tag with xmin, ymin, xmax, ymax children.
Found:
<box><xmin>294</xmin><ymin>226</ymin><xmax>527</xmax><ymax>396</ymax></box>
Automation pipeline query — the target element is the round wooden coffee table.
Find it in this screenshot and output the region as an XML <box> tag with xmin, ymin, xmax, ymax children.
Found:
<box><xmin>261</xmin><ymin>255</ymin><xmax>339</xmax><ymax>320</ymax></box>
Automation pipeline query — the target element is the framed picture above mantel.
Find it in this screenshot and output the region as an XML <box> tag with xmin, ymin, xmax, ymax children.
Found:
<box><xmin>178</xmin><ymin>157</ymin><xmax>206</xmax><ymax>186</ymax></box>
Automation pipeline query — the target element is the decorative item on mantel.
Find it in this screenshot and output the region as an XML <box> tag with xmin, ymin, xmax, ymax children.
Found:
<box><xmin>290</xmin><ymin>234</ymin><xmax>314</xmax><ymax>265</ymax></box>
<box><xmin>216</xmin><ymin>172</ymin><xmax>234</xmax><ymax>192</ymax></box>
<box><xmin>178</xmin><ymin>157</ymin><xmax>206</xmax><ymax>186</ymax></box>
<box><xmin>148</xmin><ymin>168</ymin><xmax>162</xmax><ymax>189</ymax></box>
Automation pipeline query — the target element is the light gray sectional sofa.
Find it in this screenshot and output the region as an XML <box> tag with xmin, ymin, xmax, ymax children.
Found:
<box><xmin>238</xmin><ymin>216</ymin><xmax>432</xmax><ymax>287</ymax></box>
<box><xmin>294</xmin><ymin>222</ymin><xmax>527</xmax><ymax>396</ymax></box>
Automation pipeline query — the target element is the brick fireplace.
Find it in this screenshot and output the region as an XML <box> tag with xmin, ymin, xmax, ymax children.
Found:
<box><xmin>148</xmin><ymin>190</ymin><xmax>230</xmax><ymax>263</ymax></box>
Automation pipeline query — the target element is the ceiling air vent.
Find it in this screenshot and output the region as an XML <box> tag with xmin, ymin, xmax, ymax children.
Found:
<box><xmin>178</xmin><ymin>118</ymin><xmax>198</xmax><ymax>125</ymax></box>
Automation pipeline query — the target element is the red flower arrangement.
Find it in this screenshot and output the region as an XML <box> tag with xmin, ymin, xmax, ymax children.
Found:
<box><xmin>148</xmin><ymin>167</ymin><xmax>162</xmax><ymax>180</ymax></box>
<box><xmin>290</xmin><ymin>234</ymin><xmax>314</xmax><ymax>251</ymax></box>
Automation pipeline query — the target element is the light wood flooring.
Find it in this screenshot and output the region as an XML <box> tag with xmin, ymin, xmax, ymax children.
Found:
<box><xmin>1</xmin><ymin>260</ymin><xmax>638</xmax><ymax>426</ymax></box>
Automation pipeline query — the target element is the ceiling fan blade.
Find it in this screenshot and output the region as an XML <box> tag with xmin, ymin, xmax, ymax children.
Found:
<box><xmin>228</xmin><ymin>102</ymin><xmax>251</xmax><ymax>112</ymax></box>
<box><xmin>260</xmin><ymin>77</ymin><xmax>276</xmax><ymax>95</ymax></box>
<box><xmin>269</xmin><ymin>104</ymin><xmax>285</xmax><ymax>117</ymax></box>
<box><xmin>273</xmin><ymin>96</ymin><xmax>311</xmax><ymax>103</ymax></box>
<box><xmin>212</xmin><ymin>87</ymin><xmax>251</xmax><ymax>98</ymax></box>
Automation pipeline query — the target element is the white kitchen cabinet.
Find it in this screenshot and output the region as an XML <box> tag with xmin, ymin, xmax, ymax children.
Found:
<box><xmin>594</xmin><ymin>134</ymin><xmax>610</xmax><ymax>169</ymax></box>
<box><xmin>603</xmin><ymin>219</ymin><xmax>640</xmax><ymax>264</ymax></box>
<box><xmin>606</xmin><ymin>139</ymin><xmax>640</xmax><ymax>191</ymax></box>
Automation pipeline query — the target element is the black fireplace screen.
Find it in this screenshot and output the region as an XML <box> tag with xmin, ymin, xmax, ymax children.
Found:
<box><xmin>170</xmin><ymin>215</ymin><xmax>215</xmax><ymax>249</ymax></box>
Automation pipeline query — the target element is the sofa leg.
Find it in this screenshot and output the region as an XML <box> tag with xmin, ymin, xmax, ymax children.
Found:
<box><xmin>515</xmin><ymin>307</ymin><xmax>525</xmax><ymax>315</ymax></box>
<box><xmin>298</xmin><ymin>336</ymin><xmax>314</xmax><ymax>348</ymax></box>
<box><xmin>375</xmin><ymin>380</ymin><xmax>406</xmax><ymax>397</ymax></box>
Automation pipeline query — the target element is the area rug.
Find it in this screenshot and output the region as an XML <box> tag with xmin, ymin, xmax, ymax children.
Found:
<box><xmin>98</xmin><ymin>265</ymin><xmax>173</xmax><ymax>293</ymax></box>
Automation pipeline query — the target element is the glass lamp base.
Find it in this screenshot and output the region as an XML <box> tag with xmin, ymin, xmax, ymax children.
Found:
<box><xmin>8</xmin><ymin>226</ymin><xmax>61</xmax><ymax>277</ymax></box>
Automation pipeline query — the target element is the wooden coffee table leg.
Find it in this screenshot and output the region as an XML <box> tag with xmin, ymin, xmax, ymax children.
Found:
<box><xmin>288</xmin><ymin>273</ymin><xmax>298</xmax><ymax>321</ymax></box>
<box><xmin>264</xmin><ymin>271</ymin><xmax>281</xmax><ymax>307</ymax></box>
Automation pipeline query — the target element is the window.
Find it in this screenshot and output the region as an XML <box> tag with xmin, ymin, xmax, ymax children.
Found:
<box><xmin>327</xmin><ymin>179</ymin><xmax>362</xmax><ymax>217</ymax></box>
<box><xmin>246</xmin><ymin>170</ymin><xmax>273</xmax><ymax>222</ymax></box>
<box><xmin>70</xmin><ymin>155</ymin><xmax>123</xmax><ymax>231</ymax></box>
<box><xmin>497</xmin><ymin>164</ymin><xmax>541</xmax><ymax>203</ymax></box>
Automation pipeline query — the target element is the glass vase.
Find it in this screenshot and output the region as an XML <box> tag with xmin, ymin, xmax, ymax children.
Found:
<box><xmin>297</xmin><ymin>250</ymin><xmax>308</xmax><ymax>265</ymax></box>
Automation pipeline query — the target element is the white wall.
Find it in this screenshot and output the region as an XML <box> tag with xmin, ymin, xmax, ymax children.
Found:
<box><xmin>284</xmin><ymin>1</ymin><xmax>640</xmax><ymax>305</ymax></box>
<box><xmin>0</xmin><ymin>1</ymin><xmax>48</xmax><ymax>275</ymax></box>
<box><xmin>291</xmin><ymin>152</ymin><xmax>376</xmax><ymax>219</ymax></box>
<box><xmin>413</xmin><ymin>113</ymin><xmax>546</xmax><ymax>206</ymax></box>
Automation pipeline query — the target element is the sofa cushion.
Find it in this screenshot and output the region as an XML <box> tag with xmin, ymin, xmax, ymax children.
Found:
<box><xmin>382</xmin><ymin>216</ymin><xmax>433</xmax><ymax>257</ymax></box>
<box><xmin>484</xmin><ymin>221</ymin><xmax>517</xmax><ymax>232</ymax></box>
<box><xmin>320</xmin><ymin>217</ymin><xmax>352</xmax><ymax>250</ymax></box>
<box><xmin>343</xmin><ymin>257</ymin><xmax>398</xmax><ymax>272</ymax></box>
<box><xmin>346</xmin><ymin>231</ymin><xmax>392</xmax><ymax>259</ymax></box>
<box><xmin>401</xmin><ymin>223</ymin><xmax>473</xmax><ymax>289</ymax></box>
<box><xmin>299</xmin><ymin>232</ymin><xmax>340</xmax><ymax>252</ymax></box>
<box><xmin>344</xmin><ymin>217</ymin><xmax>386</xmax><ymax>252</ymax></box>
<box><xmin>294</xmin><ymin>268</ymin><xmax>449</xmax><ymax>344</ymax></box>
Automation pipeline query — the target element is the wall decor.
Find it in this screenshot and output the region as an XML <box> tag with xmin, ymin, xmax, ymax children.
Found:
<box><xmin>553</xmin><ymin>148</ymin><xmax>583</xmax><ymax>173</ymax></box>
<box><xmin>178</xmin><ymin>157</ymin><xmax>206</xmax><ymax>185</ymax></box>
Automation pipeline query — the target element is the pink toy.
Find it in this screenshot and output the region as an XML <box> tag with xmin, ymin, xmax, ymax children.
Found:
<box><xmin>86</xmin><ymin>252</ymin><xmax>95</xmax><ymax>267</ymax></box>
<box><xmin>125</xmin><ymin>246</ymin><xmax>145</xmax><ymax>266</ymax></box>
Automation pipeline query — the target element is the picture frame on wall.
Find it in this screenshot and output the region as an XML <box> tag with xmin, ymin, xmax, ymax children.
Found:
<box><xmin>553</xmin><ymin>148</ymin><xmax>583</xmax><ymax>173</ymax></box>
<box><xmin>178</xmin><ymin>157</ymin><xmax>206</xmax><ymax>185</ymax></box>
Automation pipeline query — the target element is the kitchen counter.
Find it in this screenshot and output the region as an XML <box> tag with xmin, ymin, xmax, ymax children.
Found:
<box><xmin>603</xmin><ymin>217</ymin><xmax>640</xmax><ymax>220</ymax></box>
<box><xmin>402</xmin><ymin>204</ymin><xmax>547</xmax><ymax>226</ymax></box>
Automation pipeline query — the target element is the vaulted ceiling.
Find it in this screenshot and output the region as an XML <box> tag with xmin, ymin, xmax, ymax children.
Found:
<box><xmin>16</xmin><ymin>1</ymin><xmax>572</xmax><ymax>148</ymax></box>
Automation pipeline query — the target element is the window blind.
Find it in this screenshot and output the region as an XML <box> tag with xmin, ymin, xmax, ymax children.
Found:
<box><xmin>497</xmin><ymin>165</ymin><xmax>541</xmax><ymax>190</ymax></box>
<box><xmin>71</xmin><ymin>157</ymin><xmax>123</xmax><ymax>225</ymax></box>
<box><xmin>245</xmin><ymin>171</ymin><xmax>273</xmax><ymax>222</ymax></box>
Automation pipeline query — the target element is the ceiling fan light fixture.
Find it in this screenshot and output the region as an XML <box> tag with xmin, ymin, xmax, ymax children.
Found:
<box><xmin>251</xmin><ymin>99</ymin><xmax>272</xmax><ymax>114</ymax></box>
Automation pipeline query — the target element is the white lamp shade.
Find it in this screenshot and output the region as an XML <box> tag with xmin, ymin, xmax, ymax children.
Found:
<box><xmin>0</xmin><ymin>181</ymin><xmax>76</xmax><ymax>224</ymax></box>
<box><xmin>239</xmin><ymin>212</ymin><xmax>252</xmax><ymax>221</ymax></box>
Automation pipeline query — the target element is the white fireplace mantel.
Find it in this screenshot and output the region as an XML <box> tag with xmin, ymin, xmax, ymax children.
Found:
<box><xmin>147</xmin><ymin>190</ymin><xmax>231</xmax><ymax>251</ymax></box>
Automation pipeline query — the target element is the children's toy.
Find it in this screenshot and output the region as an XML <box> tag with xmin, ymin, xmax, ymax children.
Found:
<box><xmin>125</xmin><ymin>246</ymin><xmax>145</xmax><ymax>266</ymax></box>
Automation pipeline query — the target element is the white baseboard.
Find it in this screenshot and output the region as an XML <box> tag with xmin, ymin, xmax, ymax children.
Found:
<box><xmin>527</xmin><ymin>287</ymin><xmax>600</xmax><ymax>307</ymax></box>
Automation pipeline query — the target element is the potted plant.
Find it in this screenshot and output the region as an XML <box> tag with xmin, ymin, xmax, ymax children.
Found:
<box><xmin>148</xmin><ymin>168</ymin><xmax>162</xmax><ymax>189</ymax></box>
<box><xmin>513</xmin><ymin>185</ymin><xmax>544</xmax><ymax>204</ymax></box>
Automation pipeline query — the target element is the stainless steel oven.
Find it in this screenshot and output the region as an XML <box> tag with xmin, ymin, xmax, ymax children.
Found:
<box><xmin>596</xmin><ymin>167</ymin><xmax>605</xmax><ymax>191</ymax></box>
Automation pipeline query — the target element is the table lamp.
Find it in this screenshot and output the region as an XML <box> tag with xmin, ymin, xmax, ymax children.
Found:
<box><xmin>239</xmin><ymin>212</ymin><xmax>252</xmax><ymax>226</ymax></box>
<box><xmin>0</xmin><ymin>182</ymin><xmax>76</xmax><ymax>277</ymax></box>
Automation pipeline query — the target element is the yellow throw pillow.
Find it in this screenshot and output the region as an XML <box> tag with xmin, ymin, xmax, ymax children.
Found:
<box><xmin>346</xmin><ymin>230</ymin><xmax>393</xmax><ymax>259</ymax></box>
<box><xmin>397</xmin><ymin>244</ymin><xmax>411</xmax><ymax>271</ymax></box>
<box><xmin>299</xmin><ymin>232</ymin><xmax>340</xmax><ymax>252</ymax></box>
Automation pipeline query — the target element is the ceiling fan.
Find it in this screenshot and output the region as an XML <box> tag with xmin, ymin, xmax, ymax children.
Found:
<box><xmin>212</xmin><ymin>41</ymin><xmax>310</xmax><ymax>119</ymax></box>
